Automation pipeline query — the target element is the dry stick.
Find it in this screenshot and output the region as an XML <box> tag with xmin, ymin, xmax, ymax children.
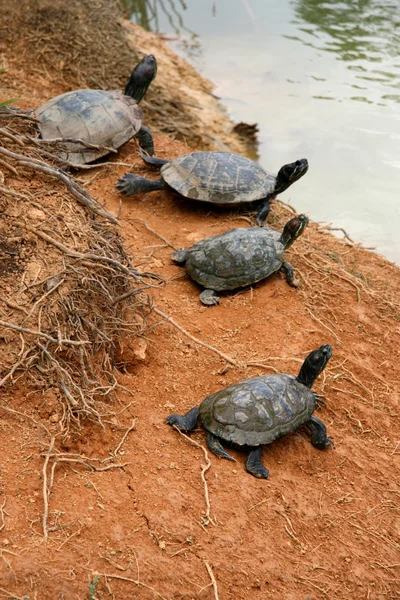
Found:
<box><xmin>0</xmin><ymin>405</ymin><xmax>52</xmax><ymax>437</ymax></box>
<box><xmin>26</xmin><ymin>226</ymin><xmax>162</xmax><ymax>283</ymax></box>
<box><xmin>173</xmin><ymin>426</ymin><xmax>215</xmax><ymax>526</ymax></box>
<box><xmin>0</xmin><ymin>347</ymin><xmax>33</xmax><ymax>388</ymax></box>
<box><xmin>130</xmin><ymin>217</ymin><xmax>177</xmax><ymax>249</ymax></box>
<box><xmin>32</xmin><ymin>135</ymin><xmax>118</xmax><ymax>153</ymax></box>
<box><xmin>0</xmin><ymin>127</ymin><xmax>25</xmax><ymax>146</ymax></box>
<box><xmin>203</xmin><ymin>561</ymin><xmax>220</xmax><ymax>600</ymax></box>
<box><xmin>0</xmin><ymin>318</ymin><xmax>90</xmax><ymax>346</ymax></box>
<box><xmin>0</xmin><ymin>158</ymin><xmax>18</xmax><ymax>174</ymax></box>
<box><xmin>154</xmin><ymin>307</ymin><xmax>300</xmax><ymax>371</ymax></box>
<box><xmin>97</xmin><ymin>573</ymin><xmax>167</xmax><ymax>600</ymax></box>
<box><xmin>153</xmin><ymin>307</ymin><xmax>239</xmax><ymax>366</ymax></box>
<box><xmin>41</xmin><ymin>456</ymin><xmax>129</xmax><ymax>472</ymax></box>
<box><xmin>22</xmin><ymin>277</ymin><xmax>65</xmax><ymax>323</ymax></box>
<box><xmin>42</xmin><ymin>436</ymin><xmax>55</xmax><ymax>542</ymax></box>
<box><xmin>305</xmin><ymin>307</ymin><xmax>341</xmax><ymax>344</ymax></box>
<box><xmin>112</xmin><ymin>419</ymin><xmax>136</xmax><ymax>457</ymax></box>
<box><xmin>0</xmin><ymin>497</ymin><xmax>6</xmax><ymax>532</ymax></box>
<box><xmin>21</xmin><ymin>160</ymin><xmax>118</xmax><ymax>224</ymax></box>
<box><xmin>0</xmin><ymin>107</ymin><xmax>39</xmax><ymax>122</ymax></box>
<box><xmin>0</xmin><ymin>587</ymin><xmax>27</xmax><ymax>600</ymax></box>
<box><xmin>0</xmin><ymin>146</ymin><xmax>117</xmax><ymax>224</ymax></box>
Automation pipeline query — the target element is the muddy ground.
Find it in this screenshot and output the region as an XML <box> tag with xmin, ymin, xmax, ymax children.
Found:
<box><xmin>0</xmin><ymin>1</ymin><xmax>399</xmax><ymax>599</ymax></box>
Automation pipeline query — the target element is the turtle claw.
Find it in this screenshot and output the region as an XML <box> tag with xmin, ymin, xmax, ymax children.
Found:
<box><xmin>289</xmin><ymin>277</ymin><xmax>301</xmax><ymax>288</ymax></box>
<box><xmin>326</xmin><ymin>436</ymin><xmax>335</xmax><ymax>449</ymax></box>
<box><xmin>116</xmin><ymin>174</ymin><xmax>134</xmax><ymax>195</ymax></box>
<box><xmin>199</xmin><ymin>289</ymin><xmax>220</xmax><ymax>306</ymax></box>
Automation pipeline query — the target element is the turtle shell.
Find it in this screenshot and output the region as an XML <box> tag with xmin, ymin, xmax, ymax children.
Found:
<box><xmin>35</xmin><ymin>89</ymin><xmax>143</xmax><ymax>165</ymax></box>
<box><xmin>200</xmin><ymin>373</ymin><xmax>316</xmax><ymax>446</ymax></box>
<box><xmin>184</xmin><ymin>227</ymin><xmax>284</xmax><ymax>291</ymax></box>
<box><xmin>160</xmin><ymin>152</ymin><xmax>276</xmax><ymax>204</ymax></box>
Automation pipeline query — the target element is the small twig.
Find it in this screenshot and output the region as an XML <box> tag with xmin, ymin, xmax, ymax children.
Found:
<box><xmin>203</xmin><ymin>561</ymin><xmax>220</xmax><ymax>600</ymax></box>
<box><xmin>173</xmin><ymin>426</ymin><xmax>215</xmax><ymax>526</ymax></box>
<box><xmin>305</xmin><ymin>307</ymin><xmax>341</xmax><ymax>344</ymax></box>
<box><xmin>112</xmin><ymin>419</ymin><xmax>136</xmax><ymax>458</ymax></box>
<box><xmin>323</xmin><ymin>224</ymin><xmax>356</xmax><ymax>245</ymax></box>
<box><xmin>0</xmin><ymin>587</ymin><xmax>27</xmax><ymax>600</ymax></box>
<box><xmin>42</xmin><ymin>436</ymin><xmax>55</xmax><ymax>541</ymax></box>
<box><xmin>96</xmin><ymin>573</ymin><xmax>167</xmax><ymax>600</ymax></box>
<box><xmin>129</xmin><ymin>217</ymin><xmax>177</xmax><ymax>249</ymax></box>
<box><xmin>0</xmin><ymin>146</ymin><xmax>117</xmax><ymax>223</ymax></box>
<box><xmin>153</xmin><ymin>307</ymin><xmax>239</xmax><ymax>366</ymax></box>
<box><xmin>56</xmin><ymin>524</ymin><xmax>83</xmax><ymax>552</ymax></box>
<box><xmin>0</xmin><ymin>497</ymin><xmax>6</xmax><ymax>532</ymax></box>
<box><xmin>33</xmin><ymin>135</ymin><xmax>118</xmax><ymax>152</ymax></box>
<box><xmin>0</xmin><ymin>347</ymin><xmax>33</xmax><ymax>388</ymax></box>
<box><xmin>0</xmin><ymin>318</ymin><xmax>90</xmax><ymax>346</ymax></box>
<box><xmin>0</xmin><ymin>405</ymin><xmax>52</xmax><ymax>437</ymax></box>
<box><xmin>26</xmin><ymin>226</ymin><xmax>163</xmax><ymax>283</ymax></box>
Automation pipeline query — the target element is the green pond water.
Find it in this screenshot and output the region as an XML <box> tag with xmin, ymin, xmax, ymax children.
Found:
<box><xmin>126</xmin><ymin>0</ymin><xmax>400</xmax><ymax>263</ymax></box>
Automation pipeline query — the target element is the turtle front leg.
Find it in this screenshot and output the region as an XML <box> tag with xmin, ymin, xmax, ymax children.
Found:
<box><xmin>135</xmin><ymin>125</ymin><xmax>155</xmax><ymax>156</ymax></box>
<box><xmin>166</xmin><ymin>406</ymin><xmax>200</xmax><ymax>431</ymax></box>
<box><xmin>245</xmin><ymin>446</ymin><xmax>269</xmax><ymax>479</ymax></box>
<box><xmin>206</xmin><ymin>432</ymin><xmax>235</xmax><ymax>462</ymax></box>
<box><xmin>199</xmin><ymin>289</ymin><xmax>220</xmax><ymax>306</ymax></box>
<box><xmin>279</xmin><ymin>261</ymin><xmax>300</xmax><ymax>288</ymax></box>
<box><xmin>117</xmin><ymin>173</ymin><xmax>167</xmax><ymax>196</ymax></box>
<box><xmin>304</xmin><ymin>415</ymin><xmax>333</xmax><ymax>449</ymax></box>
<box><xmin>255</xmin><ymin>198</ymin><xmax>271</xmax><ymax>226</ymax></box>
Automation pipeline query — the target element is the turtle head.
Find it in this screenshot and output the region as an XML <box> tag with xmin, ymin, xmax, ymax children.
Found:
<box><xmin>280</xmin><ymin>214</ymin><xmax>309</xmax><ymax>248</ymax></box>
<box><xmin>297</xmin><ymin>344</ymin><xmax>333</xmax><ymax>388</ymax></box>
<box><xmin>275</xmin><ymin>158</ymin><xmax>309</xmax><ymax>195</ymax></box>
<box><xmin>125</xmin><ymin>54</ymin><xmax>157</xmax><ymax>103</ymax></box>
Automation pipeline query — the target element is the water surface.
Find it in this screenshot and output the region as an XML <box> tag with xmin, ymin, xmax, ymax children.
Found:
<box><xmin>126</xmin><ymin>0</ymin><xmax>400</xmax><ymax>263</ymax></box>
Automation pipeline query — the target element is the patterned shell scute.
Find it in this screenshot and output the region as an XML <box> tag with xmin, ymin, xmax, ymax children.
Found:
<box><xmin>199</xmin><ymin>373</ymin><xmax>316</xmax><ymax>446</ymax></box>
<box><xmin>161</xmin><ymin>152</ymin><xmax>276</xmax><ymax>204</ymax></box>
<box><xmin>35</xmin><ymin>89</ymin><xmax>143</xmax><ymax>165</ymax></box>
<box><xmin>185</xmin><ymin>227</ymin><xmax>284</xmax><ymax>291</ymax></box>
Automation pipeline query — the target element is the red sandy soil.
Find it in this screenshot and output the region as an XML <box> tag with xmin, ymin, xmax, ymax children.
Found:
<box><xmin>0</xmin><ymin>2</ymin><xmax>399</xmax><ymax>599</ymax></box>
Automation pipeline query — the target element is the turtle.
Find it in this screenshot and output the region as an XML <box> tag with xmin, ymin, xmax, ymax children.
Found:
<box><xmin>34</xmin><ymin>54</ymin><xmax>157</xmax><ymax>166</ymax></box>
<box><xmin>167</xmin><ymin>344</ymin><xmax>333</xmax><ymax>478</ymax></box>
<box><xmin>116</xmin><ymin>151</ymin><xmax>309</xmax><ymax>224</ymax></box>
<box><xmin>170</xmin><ymin>214</ymin><xmax>308</xmax><ymax>305</ymax></box>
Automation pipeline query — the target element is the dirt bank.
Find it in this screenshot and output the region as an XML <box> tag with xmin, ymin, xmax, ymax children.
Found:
<box><xmin>0</xmin><ymin>2</ymin><xmax>399</xmax><ymax>599</ymax></box>
<box><xmin>0</xmin><ymin>0</ymin><xmax>250</xmax><ymax>154</ymax></box>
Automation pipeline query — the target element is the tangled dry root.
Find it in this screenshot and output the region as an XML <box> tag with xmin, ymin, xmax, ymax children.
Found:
<box><xmin>0</xmin><ymin>108</ymin><xmax>162</xmax><ymax>433</ymax></box>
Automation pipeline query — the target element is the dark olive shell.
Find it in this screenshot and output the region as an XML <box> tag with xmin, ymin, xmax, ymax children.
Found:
<box><xmin>200</xmin><ymin>374</ymin><xmax>316</xmax><ymax>446</ymax></box>
<box><xmin>35</xmin><ymin>89</ymin><xmax>143</xmax><ymax>165</ymax></box>
<box><xmin>184</xmin><ymin>227</ymin><xmax>284</xmax><ymax>291</ymax></box>
<box><xmin>161</xmin><ymin>152</ymin><xmax>276</xmax><ymax>204</ymax></box>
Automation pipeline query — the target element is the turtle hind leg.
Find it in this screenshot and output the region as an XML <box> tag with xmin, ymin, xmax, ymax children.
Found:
<box><xmin>199</xmin><ymin>289</ymin><xmax>220</xmax><ymax>306</ymax></box>
<box><xmin>279</xmin><ymin>261</ymin><xmax>300</xmax><ymax>288</ymax></box>
<box><xmin>246</xmin><ymin>446</ymin><xmax>269</xmax><ymax>478</ymax></box>
<box><xmin>255</xmin><ymin>198</ymin><xmax>271</xmax><ymax>226</ymax></box>
<box><xmin>171</xmin><ymin>248</ymin><xmax>189</xmax><ymax>264</ymax></box>
<box><xmin>135</xmin><ymin>125</ymin><xmax>155</xmax><ymax>156</ymax></box>
<box><xmin>166</xmin><ymin>406</ymin><xmax>200</xmax><ymax>431</ymax></box>
<box><xmin>206</xmin><ymin>432</ymin><xmax>235</xmax><ymax>462</ymax></box>
<box><xmin>139</xmin><ymin>151</ymin><xmax>169</xmax><ymax>168</ymax></box>
<box><xmin>116</xmin><ymin>173</ymin><xmax>167</xmax><ymax>196</ymax></box>
<box><xmin>304</xmin><ymin>415</ymin><xmax>334</xmax><ymax>449</ymax></box>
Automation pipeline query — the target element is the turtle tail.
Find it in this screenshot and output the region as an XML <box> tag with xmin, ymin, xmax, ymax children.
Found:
<box><xmin>139</xmin><ymin>151</ymin><xmax>169</xmax><ymax>168</ymax></box>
